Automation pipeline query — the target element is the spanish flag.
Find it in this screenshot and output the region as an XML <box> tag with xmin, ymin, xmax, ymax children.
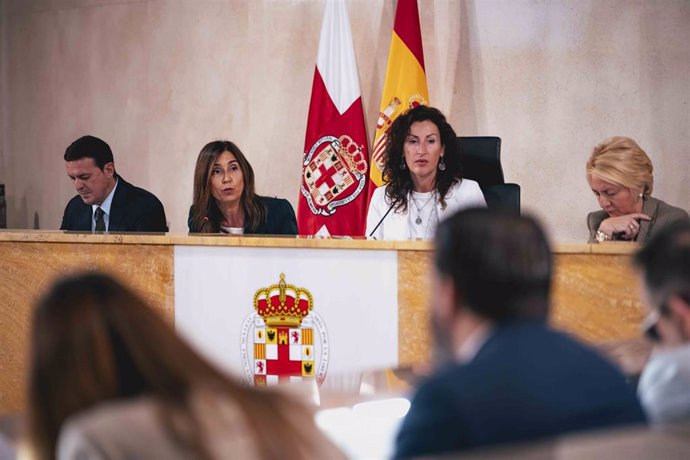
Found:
<box><xmin>369</xmin><ymin>0</ymin><xmax>429</xmax><ymax>189</ymax></box>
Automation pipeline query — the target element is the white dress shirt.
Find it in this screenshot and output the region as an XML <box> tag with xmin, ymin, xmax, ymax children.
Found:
<box><xmin>91</xmin><ymin>179</ymin><xmax>118</xmax><ymax>231</ymax></box>
<box><xmin>638</xmin><ymin>343</ymin><xmax>690</xmax><ymax>423</ymax></box>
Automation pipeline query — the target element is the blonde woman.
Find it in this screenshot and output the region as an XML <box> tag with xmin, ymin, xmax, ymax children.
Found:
<box><xmin>586</xmin><ymin>136</ymin><xmax>689</xmax><ymax>243</ymax></box>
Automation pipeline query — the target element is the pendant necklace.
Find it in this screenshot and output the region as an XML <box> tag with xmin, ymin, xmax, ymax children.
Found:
<box><xmin>412</xmin><ymin>192</ymin><xmax>436</xmax><ymax>225</ymax></box>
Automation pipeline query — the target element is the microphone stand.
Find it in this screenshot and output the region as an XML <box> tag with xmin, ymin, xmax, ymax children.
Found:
<box><xmin>368</xmin><ymin>197</ymin><xmax>400</xmax><ymax>239</ymax></box>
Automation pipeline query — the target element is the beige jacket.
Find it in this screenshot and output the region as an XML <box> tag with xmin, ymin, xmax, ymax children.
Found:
<box><xmin>57</xmin><ymin>391</ymin><xmax>345</xmax><ymax>460</ymax></box>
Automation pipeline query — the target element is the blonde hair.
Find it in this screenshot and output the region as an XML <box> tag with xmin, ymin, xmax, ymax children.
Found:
<box><xmin>586</xmin><ymin>136</ymin><xmax>654</xmax><ymax>196</ymax></box>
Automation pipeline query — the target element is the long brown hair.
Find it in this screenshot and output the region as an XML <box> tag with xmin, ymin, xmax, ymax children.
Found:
<box><xmin>190</xmin><ymin>140</ymin><xmax>267</xmax><ymax>232</ymax></box>
<box><xmin>27</xmin><ymin>273</ymin><xmax>330</xmax><ymax>460</ymax></box>
<box><xmin>383</xmin><ymin>105</ymin><xmax>463</xmax><ymax>213</ymax></box>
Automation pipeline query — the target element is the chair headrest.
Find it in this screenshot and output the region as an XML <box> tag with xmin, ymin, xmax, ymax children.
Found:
<box><xmin>457</xmin><ymin>136</ymin><xmax>504</xmax><ymax>186</ymax></box>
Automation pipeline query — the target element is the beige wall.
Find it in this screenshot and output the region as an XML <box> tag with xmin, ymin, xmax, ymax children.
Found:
<box><xmin>1</xmin><ymin>0</ymin><xmax>688</xmax><ymax>241</ymax></box>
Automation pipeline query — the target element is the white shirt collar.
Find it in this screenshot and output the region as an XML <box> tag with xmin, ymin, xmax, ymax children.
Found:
<box><xmin>91</xmin><ymin>178</ymin><xmax>118</xmax><ymax>231</ymax></box>
<box><xmin>638</xmin><ymin>342</ymin><xmax>690</xmax><ymax>423</ymax></box>
<box><xmin>456</xmin><ymin>323</ymin><xmax>494</xmax><ymax>364</ymax></box>
<box><xmin>220</xmin><ymin>225</ymin><xmax>244</xmax><ymax>235</ymax></box>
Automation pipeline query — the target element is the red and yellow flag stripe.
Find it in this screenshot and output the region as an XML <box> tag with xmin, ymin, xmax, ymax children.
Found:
<box><xmin>370</xmin><ymin>0</ymin><xmax>429</xmax><ymax>188</ymax></box>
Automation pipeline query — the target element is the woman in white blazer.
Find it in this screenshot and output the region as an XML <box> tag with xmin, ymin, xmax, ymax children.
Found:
<box><xmin>366</xmin><ymin>105</ymin><xmax>486</xmax><ymax>240</ymax></box>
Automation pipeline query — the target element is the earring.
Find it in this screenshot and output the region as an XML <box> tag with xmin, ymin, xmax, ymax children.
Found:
<box><xmin>438</xmin><ymin>156</ymin><xmax>446</xmax><ymax>171</ymax></box>
<box><xmin>400</xmin><ymin>159</ymin><xmax>406</xmax><ymax>170</ymax></box>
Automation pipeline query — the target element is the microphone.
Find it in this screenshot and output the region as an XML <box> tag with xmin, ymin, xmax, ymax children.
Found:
<box><xmin>368</xmin><ymin>197</ymin><xmax>400</xmax><ymax>238</ymax></box>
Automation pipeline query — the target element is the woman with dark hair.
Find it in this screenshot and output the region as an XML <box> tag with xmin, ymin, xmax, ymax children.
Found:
<box><xmin>366</xmin><ymin>105</ymin><xmax>486</xmax><ymax>240</ymax></box>
<box><xmin>188</xmin><ymin>140</ymin><xmax>297</xmax><ymax>234</ymax></box>
<box><xmin>26</xmin><ymin>273</ymin><xmax>343</xmax><ymax>460</ymax></box>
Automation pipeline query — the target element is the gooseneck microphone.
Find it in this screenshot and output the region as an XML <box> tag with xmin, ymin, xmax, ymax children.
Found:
<box><xmin>368</xmin><ymin>197</ymin><xmax>400</xmax><ymax>239</ymax></box>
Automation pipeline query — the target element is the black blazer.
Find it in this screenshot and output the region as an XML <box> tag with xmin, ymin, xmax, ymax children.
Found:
<box><xmin>394</xmin><ymin>321</ymin><xmax>645</xmax><ymax>458</ymax></box>
<box><xmin>187</xmin><ymin>196</ymin><xmax>297</xmax><ymax>235</ymax></box>
<box><xmin>60</xmin><ymin>177</ymin><xmax>168</xmax><ymax>232</ymax></box>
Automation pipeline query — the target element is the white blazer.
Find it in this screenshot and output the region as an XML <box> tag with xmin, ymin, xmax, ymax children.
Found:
<box><xmin>366</xmin><ymin>179</ymin><xmax>487</xmax><ymax>240</ymax></box>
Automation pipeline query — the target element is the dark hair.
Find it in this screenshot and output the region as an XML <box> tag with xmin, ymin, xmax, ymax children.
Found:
<box><xmin>27</xmin><ymin>273</ymin><xmax>320</xmax><ymax>460</ymax></box>
<box><xmin>435</xmin><ymin>208</ymin><xmax>552</xmax><ymax>321</ymax></box>
<box><xmin>64</xmin><ymin>135</ymin><xmax>115</xmax><ymax>172</ymax></box>
<box><xmin>383</xmin><ymin>105</ymin><xmax>462</xmax><ymax>213</ymax></box>
<box><xmin>634</xmin><ymin>220</ymin><xmax>690</xmax><ymax>304</ymax></box>
<box><xmin>190</xmin><ymin>140</ymin><xmax>266</xmax><ymax>233</ymax></box>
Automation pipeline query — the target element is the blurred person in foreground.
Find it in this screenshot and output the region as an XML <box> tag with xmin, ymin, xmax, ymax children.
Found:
<box><xmin>394</xmin><ymin>208</ymin><xmax>645</xmax><ymax>458</ymax></box>
<box><xmin>0</xmin><ymin>432</ymin><xmax>14</xmax><ymax>460</ymax></box>
<box><xmin>61</xmin><ymin>135</ymin><xmax>168</xmax><ymax>232</ymax></box>
<box><xmin>366</xmin><ymin>105</ymin><xmax>486</xmax><ymax>240</ymax></box>
<box><xmin>188</xmin><ymin>140</ymin><xmax>297</xmax><ymax>235</ymax></box>
<box><xmin>636</xmin><ymin>221</ymin><xmax>690</xmax><ymax>423</ymax></box>
<box><xmin>26</xmin><ymin>273</ymin><xmax>343</xmax><ymax>460</ymax></box>
<box><xmin>586</xmin><ymin>136</ymin><xmax>688</xmax><ymax>243</ymax></box>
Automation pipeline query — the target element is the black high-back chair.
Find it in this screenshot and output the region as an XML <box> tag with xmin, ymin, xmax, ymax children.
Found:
<box><xmin>457</xmin><ymin>136</ymin><xmax>520</xmax><ymax>213</ymax></box>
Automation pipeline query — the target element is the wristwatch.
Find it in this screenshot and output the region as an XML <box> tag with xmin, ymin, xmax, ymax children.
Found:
<box><xmin>595</xmin><ymin>230</ymin><xmax>611</xmax><ymax>243</ymax></box>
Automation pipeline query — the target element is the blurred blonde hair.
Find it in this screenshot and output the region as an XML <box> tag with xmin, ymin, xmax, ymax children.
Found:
<box><xmin>586</xmin><ymin>136</ymin><xmax>654</xmax><ymax>196</ymax></box>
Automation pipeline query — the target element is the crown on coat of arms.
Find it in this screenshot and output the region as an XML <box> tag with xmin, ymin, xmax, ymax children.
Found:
<box><xmin>253</xmin><ymin>273</ymin><xmax>313</xmax><ymax>328</ymax></box>
<box><xmin>337</xmin><ymin>135</ymin><xmax>368</xmax><ymax>175</ymax></box>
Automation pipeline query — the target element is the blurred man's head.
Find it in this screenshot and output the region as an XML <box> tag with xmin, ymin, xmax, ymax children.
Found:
<box><xmin>64</xmin><ymin>135</ymin><xmax>116</xmax><ymax>205</ymax></box>
<box><xmin>433</xmin><ymin>208</ymin><xmax>553</xmax><ymax>355</ymax></box>
<box><xmin>635</xmin><ymin>221</ymin><xmax>690</xmax><ymax>346</ymax></box>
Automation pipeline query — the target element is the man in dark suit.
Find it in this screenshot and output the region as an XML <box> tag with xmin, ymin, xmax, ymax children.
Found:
<box><xmin>60</xmin><ymin>136</ymin><xmax>168</xmax><ymax>232</ymax></box>
<box><xmin>394</xmin><ymin>208</ymin><xmax>645</xmax><ymax>458</ymax></box>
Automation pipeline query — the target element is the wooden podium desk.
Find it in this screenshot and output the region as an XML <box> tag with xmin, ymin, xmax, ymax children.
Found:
<box><xmin>0</xmin><ymin>231</ymin><xmax>643</xmax><ymax>414</ymax></box>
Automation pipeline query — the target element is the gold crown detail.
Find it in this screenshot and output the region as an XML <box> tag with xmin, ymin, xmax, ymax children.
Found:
<box><xmin>337</xmin><ymin>135</ymin><xmax>368</xmax><ymax>175</ymax></box>
<box><xmin>254</xmin><ymin>273</ymin><xmax>313</xmax><ymax>328</ymax></box>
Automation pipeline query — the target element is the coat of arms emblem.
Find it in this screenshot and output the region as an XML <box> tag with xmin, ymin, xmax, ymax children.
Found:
<box><xmin>240</xmin><ymin>273</ymin><xmax>329</xmax><ymax>386</ymax></box>
<box><xmin>300</xmin><ymin>134</ymin><xmax>368</xmax><ymax>216</ymax></box>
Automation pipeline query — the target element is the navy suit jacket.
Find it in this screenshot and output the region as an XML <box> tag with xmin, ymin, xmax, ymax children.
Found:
<box><xmin>394</xmin><ymin>321</ymin><xmax>646</xmax><ymax>458</ymax></box>
<box><xmin>60</xmin><ymin>177</ymin><xmax>168</xmax><ymax>232</ymax></box>
<box><xmin>187</xmin><ymin>196</ymin><xmax>297</xmax><ymax>235</ymax></box>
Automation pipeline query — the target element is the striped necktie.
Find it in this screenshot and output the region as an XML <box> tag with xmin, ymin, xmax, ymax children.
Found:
<box><xmin>94</xmin><ymin>207</ymin><xmax>106</xmax><ymax>232</ymax></box>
